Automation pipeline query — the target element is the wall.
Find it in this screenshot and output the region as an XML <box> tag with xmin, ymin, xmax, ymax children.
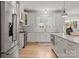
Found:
<box><xmin>26</xmin><ymin>12</ymin><xmax>56</xmax><ymax>32</ymax></box>
<box><xmin>54</xmin><ymin>13</ymin><xmax>65</xmax><ymax>33</ymax></box>
<box><xmin>25</xmin><ymin>12</ymin><xmax>64</xmax><ymax>42</ymax></box>
<box><xmin>20</xmin><ymin>2</ymin><xmax>25</xmax><ymax>22</ymax></box>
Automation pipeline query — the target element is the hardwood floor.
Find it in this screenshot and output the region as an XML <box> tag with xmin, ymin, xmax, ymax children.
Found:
<box><xmin>20</xmin><ymin>42</ymin><xmax>57</xmax><ymax>58</ymax></box>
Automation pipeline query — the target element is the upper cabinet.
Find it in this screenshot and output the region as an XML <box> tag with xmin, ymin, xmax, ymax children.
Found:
<box><xmin>5</xmin><ymin>1</ymin><xmax>17</xmax><ymax>23</ymax></box>
<box><xmin>5</xmin><ymin>1</ymin><xmax>17</xmax><ymax>13</ymax></box>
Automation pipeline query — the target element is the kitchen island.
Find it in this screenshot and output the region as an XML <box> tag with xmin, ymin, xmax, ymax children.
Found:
<box><xmin>51</xmin><ymin>33</ymin><xmax>79</xmax><ymax>58</ymax></box>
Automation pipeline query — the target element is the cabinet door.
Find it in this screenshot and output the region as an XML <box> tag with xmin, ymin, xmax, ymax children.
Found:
<box><xmin>76</xmin><ymin>44</ymin><xmax>79</xmax><ymax>57</ymax></box>
<box><xmin>63</xmin><ymin>40</ymin><xmax>77</xmax><ymax>58</ymax></box>
<box><xmin>2</xmin><ymin>45</ymin><xmax>19</xmax><ymax>58</ymax></box>
<box><xmin>51</xmin><ymin>34</ymin><xmax>55</xmax><ymax>45</ymax></box>
<box><xmin>54</xmin><ymin>36</ymin><xmax>65</xmax><ymax>57</ymax></box>
<box><xmin>19</xmin><ymin>33</ymin><xmax>24</xmax><ymax>49</ymax></box>
<box><xmin>55</xmin><ymin>36</ymin><xmax>64</xmax><ymax>46</ymax></box>
<box><xmin>51</xmin><ymin>34</ymin><xmax>55</xmax><ymax>50</ymax></box>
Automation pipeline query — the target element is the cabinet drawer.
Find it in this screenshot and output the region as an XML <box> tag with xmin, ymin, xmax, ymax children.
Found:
<box><xmin>63</xmin><ymin>47</ymin><xmax>76</xmax><ymax>57</ymax></box>
<box><xmin>64</xmin><ymin>39</ymin><xmax>76</xmax><ymax>48</ymax></box>
<box><xmin>55</xmin><ymin>36</ymin><xmax>64</xmax><ymax>42</ymax></box>
<box><xmin>4</xmin><ymin>45</ymin><xmax>19</xmax><ymax>58</ymax></box>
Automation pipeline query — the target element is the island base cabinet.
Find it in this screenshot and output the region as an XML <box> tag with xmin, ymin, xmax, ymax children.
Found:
<box><xmin>75</xmin><ymin>45</ymin><xmax>79</xmax><ymax>58</ymax></box>
<box><xmin>63</xmin><ymin>39</ymin><xmax>77</xmax><ymax>58</ymax></box>
<box><xmin>54</xmin><ymin>36</ymin><xmax>65</xmax><ymax>57</ymax></box>
<box><xmin>51</xmin><ymin>35</ymin><xmax>79</xmax><ymax>58</ymax></box>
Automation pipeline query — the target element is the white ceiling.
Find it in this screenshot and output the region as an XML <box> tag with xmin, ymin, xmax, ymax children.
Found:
<box><xmin>21</xmin><ymin>1</ymin><xmax>64</xmax><ymax>10</ymax></box>
<box><xmin>20</xmin><ymin>1</ymin><xmax>79</xmax><ymax>16</ymax></box>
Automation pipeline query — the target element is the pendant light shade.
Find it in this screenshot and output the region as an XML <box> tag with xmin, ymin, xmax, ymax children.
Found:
<box><xmin>62</xmin><ymin>10</ymin><xmax>68</xmax><ymax>17</ymax></box>
<box><xmin>62</xmin><ymin>1</ymin><xmax>68</xmax><ymax>17</ymax></box>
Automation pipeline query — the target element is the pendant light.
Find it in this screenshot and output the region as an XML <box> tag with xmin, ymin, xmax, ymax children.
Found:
<box><xmin>62</xmin><ymin>1</ymin><xmax>68</xmax><ymax>17</ymax></box>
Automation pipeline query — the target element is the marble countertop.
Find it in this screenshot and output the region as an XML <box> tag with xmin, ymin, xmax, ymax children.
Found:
<box><xmin>51</xmin><ymin>33</ymin><xmax>79</xmax><ymax>44</ymax></box>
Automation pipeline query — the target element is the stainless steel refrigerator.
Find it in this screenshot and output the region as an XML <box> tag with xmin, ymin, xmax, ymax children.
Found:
<box><xmin>1</xmin><ymin>1</ymin><xmax>19</xmax><ymax>58</ymax></box>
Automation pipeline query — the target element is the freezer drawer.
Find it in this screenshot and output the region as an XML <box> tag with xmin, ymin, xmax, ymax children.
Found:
<box><xmin>1</xmin><ymin>44</ymin><xmax>19</xmax><ymax>58</ymax></box>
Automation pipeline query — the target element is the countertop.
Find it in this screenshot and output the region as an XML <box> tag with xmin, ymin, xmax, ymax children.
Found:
<box><xmin>51</xmin><ymin>33</ymin><xmax>79</xmax><ymax>44</ymax></box>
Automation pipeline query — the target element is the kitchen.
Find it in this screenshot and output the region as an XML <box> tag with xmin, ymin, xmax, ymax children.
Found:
<box><xmin>0</xmin><ymin>1</ymin><xmax>79</xmax><ymax>58</ymax></box>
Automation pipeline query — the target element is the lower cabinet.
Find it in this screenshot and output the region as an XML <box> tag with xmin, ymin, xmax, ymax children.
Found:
<box><xmin>54</xmin><ymin>36</ymin><xmax>65</xmax><ymax>57</ymax></box>
<box><xmin>19</xmin><ymin>33</ymin><xmax>24</xmax><ymax>49</ymax></box>
<box><xmin>7</xmin><ymin>45</ymin><xmax>19</xmax><ymax>58</ymax></box>
<box><xmin>2</xmin><ymin>44</ymin><xmax>19</xmax><ymax>58</ymax></box>
<box><xmin>51</xmin><ymin>35</ymin><xmax>79</xmax><ymax>58</ymax></box>
<box><xmin>62</xmin><ymin>40</ymin><xmax>77</xmax><ymax>58</ymax></box>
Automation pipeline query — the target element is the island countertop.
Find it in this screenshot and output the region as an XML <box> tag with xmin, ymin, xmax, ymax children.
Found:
<box><xmin>51</xmin><ymin>33</ymin><xmax>79</xmax><ymax>44</ymax></box>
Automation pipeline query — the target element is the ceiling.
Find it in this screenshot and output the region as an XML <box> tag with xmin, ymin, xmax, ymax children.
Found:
<box><xmin>20</xmin><ymin>1</ymin><xmax>79</xmax><ymax>16</ymax></box>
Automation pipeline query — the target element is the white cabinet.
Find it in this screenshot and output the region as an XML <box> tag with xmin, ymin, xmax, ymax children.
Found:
<box><xmin>27</xmin><ymin>33</ymin><xmax>50</xmax><ymax>42</ymax></box>
<box><xmin>63</xmin><ymin>40</ymin><xmax>77</xmax><ymax>58</ymax></box>
<box><xmin>54</xmin><ymin>36</ymin><xmax>65</xmax><ymax>57</ymax></box>
<box><xmin>19</xmin><ymin>33</ymin><xmax>24</xmax><ymax>49</ymax></box>
<box><xmin>50</xmin><ymin>34</ymin><xmax>55</xmax><ymax>46</ymax></box>
<box><xmin>2</xmin><ymin>44</ymin><xmax>19</xmax><ymax>58</ymax></box>
<box><xmin>51</xmin><ymin>35</ymin><xmax>79</xmax><ymax>58</ymax></box>
<box><xmin>7</xmin><ymin>45</ymin><xmax>19</xmax><ymax>58</ymax></box>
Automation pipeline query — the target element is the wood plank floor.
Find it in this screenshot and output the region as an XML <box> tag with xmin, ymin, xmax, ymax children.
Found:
<box><xmin>20</xmin><ymin>42</ymin><xmax>57</xmax><ymax>58</ymax></box>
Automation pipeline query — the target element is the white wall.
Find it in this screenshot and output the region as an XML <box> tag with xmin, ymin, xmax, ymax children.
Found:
<box><xmin>54</xmin><ymin>13</ymin><xmax>65</xmax><ymax>33</ymax></box>
<box><xmin>26</xmin><ymin>12</ymin><xmax>56</xmax><ymax>32</ymax></box>
<box><xmin>25</xmin><ymin>12</ymin><xmax>64</xmax><ymax>42</ymax></box>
